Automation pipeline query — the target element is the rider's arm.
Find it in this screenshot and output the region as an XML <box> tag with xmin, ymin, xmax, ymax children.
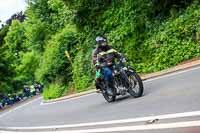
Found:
<box><xmin>92</xmin><ymin>48</ymin><xmax>98</xmax><ymax>66</ymax></box>
<box><xmin>113</xmin><ymin>49</ymin><xmax>127</xmax><ymax>63</ymax></box>
<box><xmin>113</xmin><ymin>49</ymin><xmax>123</xmax><ymax>59</ymax></box>
<box><xmin>93</xmin><ymin>48</ymin><xmax>103</xmax><ymax>68</ymax></box>
<box><xmin>96</xmin><ymin>54</ymin><xmax>105</xmax><ymax>68</ymax></box>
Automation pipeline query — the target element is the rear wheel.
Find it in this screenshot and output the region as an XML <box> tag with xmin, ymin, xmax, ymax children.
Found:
<box><xmin>127</xmin><ymin>69</ymin><xmax>143</xmax><ymax>97</ymax></box>
<box><xmin>100</xmin><ymin>81</ymin><xmax>116</xmax><ymax>102</ymax></box>
<box><xmin>102</xmin><ymin>90</ymin><xmax>116</xmax><ymax>102</ymax></box>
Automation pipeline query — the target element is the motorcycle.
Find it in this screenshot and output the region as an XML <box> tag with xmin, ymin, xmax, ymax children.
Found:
<box><xmin>97</xmin><ymin>58</ymin><xmax>144</xmax><ymax>102</ymax></box>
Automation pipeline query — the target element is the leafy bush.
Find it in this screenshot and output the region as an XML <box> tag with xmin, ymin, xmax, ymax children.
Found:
<box><xmin>35</xmin><ymin>24</ymin><xmax>77</xmax><ymax>84</ymax></box>
<box><xmin>43</xmin><ymin>83</ymin><xmax>65</xmax><ymax>100</ymax></box>
<box><xmin>141</xmin><ymin>2</ymin><xmax>200</xmax><ymax>72</ymax></box>
<box><xmin>15</xmin><ymin>51</ymin><xmax>40</xmax><ymax>82</ymax></box>
<box><xmin>5</xmin><ymin>20</ymin><xmax>26</xmax><ymax>61</ymax></box>
<box><xmin>72</xmin><ymin>49</ymin><xmax>94</xmax><ymax>92</ymax></box>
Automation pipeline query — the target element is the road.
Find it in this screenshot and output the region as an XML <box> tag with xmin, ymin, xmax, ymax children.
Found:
<box><xmin>0</xmin><ymin>66</ymin><xmax>200</xmax><ymax>133</ymax></box>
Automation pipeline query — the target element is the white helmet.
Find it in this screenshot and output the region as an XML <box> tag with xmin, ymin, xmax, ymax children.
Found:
<box><xmin>95</xmin><ymin>36</ymin><xmax>107</xmax><ymax>44</ymax></box>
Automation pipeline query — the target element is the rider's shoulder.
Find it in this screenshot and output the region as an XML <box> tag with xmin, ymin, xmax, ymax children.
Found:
<box><xmin>92</xmin><ymin>47</ymin><xmax>99</xmax><ymax>55</ymax></box>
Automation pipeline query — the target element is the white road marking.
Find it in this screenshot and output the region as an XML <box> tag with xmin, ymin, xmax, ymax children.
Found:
<box><xmin>144</xmin><ymin>66</ymin><xmax>200</xmax><ymax>83</ymax></box>
<box><xmin>2</xmin><ymin>120</ymin><xmax>200</xmax><ymax>133</ymax></box>
<box><xmin>0</xmin><ymin>97</ymin><xmax>42</xmax><ymax>118</ymax></box>
<box><xmin>1</xmin><ymin>110</ymin><xmax>200</xmax><ymax>130</ymax></box>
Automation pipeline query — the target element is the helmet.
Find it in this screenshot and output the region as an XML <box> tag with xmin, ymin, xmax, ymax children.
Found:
<box><xmin>95</xmin><ymin>36</ymin><xmax>107</xmax><ymax>44</ymax></box>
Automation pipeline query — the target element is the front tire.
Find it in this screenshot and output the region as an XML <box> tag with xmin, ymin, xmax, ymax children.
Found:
<box><xmin>127</xmin><ymin>69</ymin><xmax>143</xmax><ymax>97</ymax></box>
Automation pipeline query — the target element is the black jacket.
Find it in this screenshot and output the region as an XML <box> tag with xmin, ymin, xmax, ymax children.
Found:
<box><xmin>92</xmin><ymin>45</ymin><xmax>122</xmax><ymax>66</ymax></box>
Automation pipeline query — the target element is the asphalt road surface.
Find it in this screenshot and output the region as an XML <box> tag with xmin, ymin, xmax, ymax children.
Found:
<box><xmin>0</xmin><ymin>66</ymin><xmax>200</xmax><ymax>133</ymax></box>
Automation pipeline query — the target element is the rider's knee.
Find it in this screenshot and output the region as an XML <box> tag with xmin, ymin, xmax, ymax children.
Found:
<box><xmin>103</xmin><ymin>67</ymin><xmax>112</xmax><ymax>77</ymax></box>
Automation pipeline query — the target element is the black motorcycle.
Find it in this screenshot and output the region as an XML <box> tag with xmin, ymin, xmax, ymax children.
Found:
<box><xmin>98</xmin><ymin>58</ymin><xmax>144</xmax><ymax>102</ymax></box>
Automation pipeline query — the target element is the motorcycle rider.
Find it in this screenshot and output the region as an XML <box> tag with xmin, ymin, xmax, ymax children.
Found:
<box><xmin>92</xmin><ymin>36</ymin><xmax>124</xmax><ymax>95</ymax></box>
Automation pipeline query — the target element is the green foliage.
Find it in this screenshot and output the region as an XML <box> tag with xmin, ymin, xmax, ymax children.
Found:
<box><xmin>72</xmin><ymin>49</ymin><xmax>94</xmax><ymax>92</ymax></box>
<box><xmin>5</xmin><ymin>20</ymin><xmax>26</xmax><ymax>60</ymax></box>
<box><xmin>152</xmin><ymin>0</ymin><xmax>193</xmax><ymax>17</ymax></box>
<box><xmin>15</xmin><ymin>51</ymin><xmax>40</xmax><ymax>82</ymax></box>
<box><xmin>0</xmin><ymin>82</ymin><xmax>12</xmax><ymax>94</ymax></box>
<box><xmin>0</xmin><ymin>25</ymin><xmax>9</xmax><ymax>46</ymax></box>
<box><xmin>140</xmin><ymin>2</ymin><xmax>200</xmax><ymax>72</ymax></box>
<box><xmin>0</xmin><ymin>25</ymin><xmax>16</xmax><ymax>94</ymax></box>
<box><xmin>23</xmin><ymin>19</ymin><xmax>49</xmax><ymax>52</ymax></box>
<box><xmin>27</xmin><ymin>0</ymin><xmax>73</xmax><ymax>32</ymax></box>
<box><xmin>35</xmin><ymin>24</ymin><xmax>77</xmax><ymax>84</ymax></box>
<box><xmin>43</xmin><ymin>83</ymin><xmax>66</xmax><ymax>100</ymax></box>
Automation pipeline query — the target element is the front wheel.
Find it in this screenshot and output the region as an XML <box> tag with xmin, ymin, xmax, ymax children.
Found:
<box><xmin>127</xmin><ymin>69</ymin><xmax>143</xmax><ymax>97</ymax></box>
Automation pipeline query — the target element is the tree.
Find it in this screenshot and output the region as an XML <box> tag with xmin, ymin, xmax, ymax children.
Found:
<box><xmin>6</xmin><ymin>11</ymin><xmax>26</xmax><ymax>25</ymax></box>
<box><xmin>5</xmin><ymin>20</ymin><xmax>26</xmax><ymax>60</ymax></box>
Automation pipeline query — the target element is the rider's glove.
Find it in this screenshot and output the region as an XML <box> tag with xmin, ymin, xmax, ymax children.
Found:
<box><xmin>96</xmin><ymin>63</ymin><xmax>106</xmax><ymax>69</ymax></box>
<box><xmin>95</xmin><ymin>64</ymin><xmax>101</xmax><ymax>69</ymax></box>
<box><xmin>100</xmin><ymin>62</ymin><xmax>108</xmax><ymax>67</ymax></box>
<box><xmin>121</xmin><ymin>57</ymin><xmax>127</xmax><ymax>63</ymax></box>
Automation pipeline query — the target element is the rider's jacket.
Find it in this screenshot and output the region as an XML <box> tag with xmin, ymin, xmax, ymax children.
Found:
<box><xmin>92</xmin><ymin>45</ymin><xmax>122</xmax><ymax>67</ymax></box>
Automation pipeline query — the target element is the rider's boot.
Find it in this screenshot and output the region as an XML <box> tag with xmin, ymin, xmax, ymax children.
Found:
<box><xmin>95</xmin><ymin>81</ymin><xmax>102</xmax><ymax>93</ymax></box>
<box><xmin>106</xmin><ymin>80</ymin><xmax>116</xmax><ymax>96</ymax></box>
<box><xmin>106</xmin><ymin>87</ymin><xmax>114</xmax><ymax>96</ymax></box>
